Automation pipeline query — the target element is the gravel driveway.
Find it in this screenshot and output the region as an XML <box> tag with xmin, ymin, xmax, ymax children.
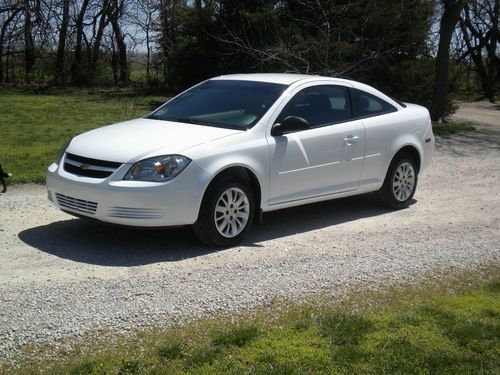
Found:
<box><xmin>1</xmin><ymin>103</ymin><xmax>499</xmax><ymax>362</ymax></box>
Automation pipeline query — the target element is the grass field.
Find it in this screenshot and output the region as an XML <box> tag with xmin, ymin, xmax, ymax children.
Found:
<box><xmin>4</xmin><ymin>270</ymin><xmax>499</xmax><ymax>375</ymax></box>
<box><xmin>0</xmin><ymin>88</ymin><xmax>166</xmax><ymax>184</ymax></box>
<box><xmin>432</xmin><ymin>122</ymin><xmax>475</xmax><ymax>137</ymax></box>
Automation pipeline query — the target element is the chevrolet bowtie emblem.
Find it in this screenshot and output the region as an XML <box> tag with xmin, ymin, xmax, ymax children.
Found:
<box><xmin>80</xmin><ymin>163</ymin><xmax>90</xmax><ymax>170</ymax></box>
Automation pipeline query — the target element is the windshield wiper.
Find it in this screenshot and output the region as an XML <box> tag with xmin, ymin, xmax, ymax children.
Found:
<box><xmin>173</xmin><ymin>117</ymin><xmax>204</xmax><ymax>124</ymax></box>
<box><xmin>147</xmin><ymin>115</ymin><xmax>205</xmax><ymax>124</ymax></box>
<box><xmin>149</xmin><ymin>115</ymin><xmax>245</xmax><ymax>131</ymax></box>
<box><xmin>172</xmin><ymin>117</ymin><xmax>226</xmax><ymax>127</ymax></box>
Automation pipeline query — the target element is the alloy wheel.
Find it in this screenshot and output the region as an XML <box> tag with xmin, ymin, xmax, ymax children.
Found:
<box><xmin>392</xmin><ymin>162</ymin><xmax>415</xmax><ymax>202</ymax></box>
<box><xmin>214</xmin><ymin>187</ymin><xmax>250</xmax><ymax>238</ymax></box>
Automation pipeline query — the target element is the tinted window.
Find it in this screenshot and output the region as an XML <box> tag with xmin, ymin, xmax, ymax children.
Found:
<box><xmin>353</xmin><ymin>89</ymin><xmax>397</xmax><ymax>118</ymax></box>
<box><xmin>149</xmin><ymin>80</ymin><xmax>287</xmax><ymax>130</ymax></box>
<box><xmin>277</xmin><ymin>85</ymin><xmax>352</xmax><ymax>127</ymax></box>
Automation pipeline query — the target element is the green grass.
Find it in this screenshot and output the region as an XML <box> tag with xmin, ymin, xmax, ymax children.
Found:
<box><xmin>212</xmin><ymin>325</ymin><xmax>260</xmax><ymax>348</ymax></box>
<box><xmin>3</xmin><ymin>269</ymin><xmax>499</xmax><ymax>375</ymax></box>
<box><xmin>433</xmin><ymin>122</ymin><xmax>476</xmax><ymax>137</ymax></box>
<box><xmin>0</xmin><ymin>88</ymin><xmax>167</xmax><ymax>184</ymax></box>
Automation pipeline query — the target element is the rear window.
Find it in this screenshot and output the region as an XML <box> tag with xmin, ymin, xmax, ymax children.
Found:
<box><xmin>352</xmin><ymin>89</ymin><xmax>397</xmax><ymax>118</ymax></box>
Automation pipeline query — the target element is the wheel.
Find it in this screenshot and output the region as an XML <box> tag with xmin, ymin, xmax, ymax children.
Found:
<box><xmin>193</xmin><ymin>176</ymin><xmax>255</xmax><ymax>247</ymax></box>
<box><xmin>378</xmin><ymin>153</ymin><xmax>418</xmax><ymax>209</ymax></box>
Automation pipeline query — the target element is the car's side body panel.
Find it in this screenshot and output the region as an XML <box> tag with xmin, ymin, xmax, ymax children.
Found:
<box><xmin>358</xmin><ymin>105</ymin><xmax>429</xmax><ymax>192</ymax></box>
<box><xmin>186</xmin><ymin>131</ymin><xmax>270</xmax><ymax>212</ymax></box>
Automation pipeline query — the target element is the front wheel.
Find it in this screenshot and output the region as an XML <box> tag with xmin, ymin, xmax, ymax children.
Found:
<box><xmin>193</xmin><ymin>177</ymin><xmax>254</xmax><ymax>247</ymax></box>
<box><xmin>378</xmin><ymin>153</ymin><xmax>418</xmax><ymax>209</ymax></box>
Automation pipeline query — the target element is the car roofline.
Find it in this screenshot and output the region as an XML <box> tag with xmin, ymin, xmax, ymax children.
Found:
<box><xmin>210</xmin><ymin>73</ymin><xmax>356</xmax><ymax>87</ymax></box>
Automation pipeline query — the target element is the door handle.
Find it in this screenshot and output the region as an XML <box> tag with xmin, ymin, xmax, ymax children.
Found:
<box><xmin>344</xmin><ymin>135</ymin><xmax>360</xmax><ymax>145</ymax></box>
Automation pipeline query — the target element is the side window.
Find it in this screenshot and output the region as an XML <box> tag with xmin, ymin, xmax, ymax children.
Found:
<box><xmin>353</xmin><ymin>89</ymin><xmax>397</xmax><ymax>118</ymax></box>
<box><xmin>277</xmin><ymin>85</ymin><xmax>352</xmax><ymax>127</ymax></box>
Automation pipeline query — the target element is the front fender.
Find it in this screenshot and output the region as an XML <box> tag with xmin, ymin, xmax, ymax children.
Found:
<box><xmin>191</xmin><ymin>140</ymin><xmax>269</xmax><ymax>209</ymax></box>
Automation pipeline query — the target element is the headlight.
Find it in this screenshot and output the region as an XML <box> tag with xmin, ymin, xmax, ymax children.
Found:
<box><xmin>56</xmin><ymin>139</ymin><xmax>72</xmax><ymax>165</ymax></box>
<box><xmin>124</xmin><ymin>155</ymin><xmax>191</xmax><ymax>182</ymax></box>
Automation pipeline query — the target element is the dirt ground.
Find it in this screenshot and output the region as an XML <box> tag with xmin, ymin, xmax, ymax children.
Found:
<box><xmin>0</xmin><ymin>100</ymin><xmax>498</xmax><ymax>360</ymax></box>
<box><xmin>452</xmin><ymin>99</ymin><xmax>500</xmax><ymax>130</ymax></box>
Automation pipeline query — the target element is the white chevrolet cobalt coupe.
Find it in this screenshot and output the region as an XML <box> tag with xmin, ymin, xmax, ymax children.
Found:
<box><xmin>47</xmin><ymin>74</ymin><xmax>434</xmax><ymax>246</ymax></box>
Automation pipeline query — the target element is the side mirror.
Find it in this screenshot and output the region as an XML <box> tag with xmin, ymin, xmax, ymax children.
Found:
<box><xmin>271</xmin><ymin>116</ymin><xmax>310</xmax><ymax>136</ymax></box>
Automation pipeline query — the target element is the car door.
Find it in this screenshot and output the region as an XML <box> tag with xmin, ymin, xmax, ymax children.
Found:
<box><xmin>267</xmin><ymin>84</ymin><xmax>366</xmax><ymax>205</ymax></box>
<box><xmin>351</xmin><ymin>88</ymin><xmax>400</xmax><ymax>188</ymax></box>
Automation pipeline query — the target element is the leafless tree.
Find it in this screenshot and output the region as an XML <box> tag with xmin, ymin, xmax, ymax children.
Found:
<box><xmin>70</xmin><ymin>0</ymin><xmax>90</xmax><ymax>84</ymax></box>
<box><xmin>430</xmin><ymin>0</ymin><xmax>470</xmax><ymax>121</ymax></box>
<box><xmin>128</xmin><ymin>0</ymin><xmax>158</xmax><ymax>81</ymax></box>
<box><xmin>23</xmin><ymin>0</ymin><xmax>35</xmax><ymax>79</ymax></box>
<box><xmin>54</xmin><ymin>0</ymin><xmax>70</xmax><ymax>84</ymax></box>
<box><xmin>106</xmin><ymin>0</ymin><xmax>129</xmax><ymax>84</ymax></box>
<box><xmin>459</xmin><ymin>0</ymin><xmax>499</xmax><ymax>102</ymax></box>
<box><xmin>0</xmin><ymin>2</ymin><xmax>22</xmax><ymax>82</ymax></box>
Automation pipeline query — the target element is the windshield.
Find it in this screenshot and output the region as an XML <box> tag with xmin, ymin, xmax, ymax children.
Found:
<box><xmin>148</xmin><ymin>80</ymin><xmax>287</xmax><ymax>130</ymax></box>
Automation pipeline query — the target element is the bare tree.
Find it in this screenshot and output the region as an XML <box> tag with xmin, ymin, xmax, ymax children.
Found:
<box><xmin>158</xmin><ymin>0</ymin><xmax>177</xmax><ymax>84</ymax></box>
<box><xmin>129</xmin><ymin>0</ymin><xmax>158</xmax><ymax>81</ymax></box>
<box><xmin>71</xmin><ymin>0</ymin><xmax>90</xmax><ymax>85</ymax></box>
<box><xmin>460</xmin><ymin>0</ymin><xmax>499</xmax><ymax>103</ymax></box>
<box><xmin>106</xmin><ymin>0</ymin><xmax>129</xmax><ymax>84</ymax></box>
<box><xmin>23</xmin><ymin>0</ymin><xmax>35</xmax><ymax>80</ymax></box>
<box><xmin>0</xmin><ymin>4</ymin><xmax>22</xmax><ymax>82</ymax></box>
<box><xmin>89</xmin><ymin>0</ymin><xmax>111</xmax><ymax>82</ymax></box>
<box><xmin>54</xmin><ymin>0</ymin><xmax>70</xmax><ymax>84</ymax></box>
<box><xmin>430</xmin><ymin>0</ymin><xmax>470</xmax><ymax>122</ymax></box>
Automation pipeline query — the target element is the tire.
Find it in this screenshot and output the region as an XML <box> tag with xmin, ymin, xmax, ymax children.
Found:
<box><xmin>193</xmin><ymin>175</ymin><xmax>255</xmax><ymax>247</ymax></box>
<box><xmin>378</xmin><ymin>153</ymin><xmax>418</xmax><ymax>209</ymax></box>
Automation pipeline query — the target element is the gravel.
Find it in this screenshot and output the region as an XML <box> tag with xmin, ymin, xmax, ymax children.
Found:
<box><xmin>1</xmin><ymin>104</ymin><xmax>499</xmax><ymax>363</ymax></box>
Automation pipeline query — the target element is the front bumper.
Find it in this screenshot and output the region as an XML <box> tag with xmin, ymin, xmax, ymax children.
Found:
<box><xmin>46</xmin><ymin>158</ymin><xmax>210</xmax><ymax>227</ymax></box>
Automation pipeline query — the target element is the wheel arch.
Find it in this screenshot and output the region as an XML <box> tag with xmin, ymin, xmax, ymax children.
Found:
<box><xmin>392</xmin><ymin>145</ymin><xmax>421</xmax><ymax>173</ymax></box>
<box><xmin>200</xmin><ymin>164</ymin><xmax>263</xmax><ymax>221</ymax></box>
<box><xmin>386</xmin><ymin>132</ymin><xmax>423</xmax><ymax>175</ymax></box>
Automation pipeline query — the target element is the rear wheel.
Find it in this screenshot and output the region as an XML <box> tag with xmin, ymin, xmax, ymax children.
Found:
<box><xmin>378</xmin><ymin>153</ymin><xmax>418</xmax><ymax>209</ymax></box>
<box><xmin>193</xmin><ymin>176</ymin><xmax>254</xmax><ymax>247</ymax></box>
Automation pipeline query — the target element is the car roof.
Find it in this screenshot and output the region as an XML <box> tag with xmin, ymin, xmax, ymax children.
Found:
<box><xmin>208</xmin><ymin>73</ymin><xmax>403</xmax><ymax>110</ymax></box>
<box><xmin>211</xmin><ymin>73</ymin><xmax>353</xmax><ymax>86</ymax></box>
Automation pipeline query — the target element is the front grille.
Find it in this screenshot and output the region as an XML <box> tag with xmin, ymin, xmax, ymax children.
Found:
<box><xmin>56</xmin><ymin>193</ymin><xmax>98</xmax><ymax>215</ymax></box>
<box><xmin>108</xmin><ymin>207</ymin><xmax>165</xmax><ymax>219</ymax></box>
<box><xmin>64</xmin><ymin>153</ymin><xmax>122</xmax><ymax>179</ymax></box>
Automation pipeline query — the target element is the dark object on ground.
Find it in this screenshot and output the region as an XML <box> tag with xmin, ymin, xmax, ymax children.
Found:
<box><xmin>0</xmin><ymin>164</ymin><xmax>12</xmax><ymax>193</ymax></box>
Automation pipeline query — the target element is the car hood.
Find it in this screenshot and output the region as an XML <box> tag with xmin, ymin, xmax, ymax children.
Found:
<box><xmin>67</xmin><ymin>118</ymin><xmax>241</xmax><ymax>163</ymax></box>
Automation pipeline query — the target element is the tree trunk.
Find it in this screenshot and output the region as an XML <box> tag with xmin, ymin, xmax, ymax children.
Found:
<box><xmin>460</xmin><ymin>1</ymin><xmax>498</xmax><ymax>103</ymax></box>
<box><xmin>107</xmin><ymin>0</ymin><xmax>129</xmax><ymax>84</ymax></box>
<box><xmin>71</xmin><ymin>0</ymin><xmax>90</xmax><ymax>85</ymax></box>
<box><xmin>23</xmin><ymin>0</ymin><xmax>35</xmax><ymax>81</ymax></box>
<box><xmin>158</xmin><ymin>0</ymin><xmax>177</xmax><ymax>87</ymax></box>
<box><xmin>430</xmin><ymin>1</ymin><xmax>469</xmax><ymax>121</ymax></box>
<box><xmin>5</xmin><ymin>43</ymin><xmax>10</xmax><ymax>82</ymax></box>
<box><xmin>90</xmin><ymin>5</ymin><xmax>109</xmax><ymax>82</ymax></box>
<box><xmin>145</xmin><ymin>26</ymin><xmax>151</xmax><ymax>81</ymax></box>
<box><xmin>0</xmin><ymin>8</ymin><xmax>21</xmax><ymax>83</ymax></box>
<box><xmin>110</xmin><ymin>21</ymin><xmax>129</xmax><ymax>84</ymax></box>
<box><xmin>144</xmin><ymin>8</ymin><xmax>153</xmax><ymax>82</ymax></box>
<box><xmin>54</xmin><ymin>0</ymin><xmax>70</xmax><ymax>85</ymax></box>
<box><xmin>110</xmin><ymin>40</ymin><xmax>119</xmax><ymax>83</ymax></box>
<box><xmin>459</xmin><ymin>19</ymin><xmax>490</xmax><ymax>100</ymax></box>
<box><xmin>485</xmin><ymin>0</ymin><xmax>499</xmax><ymax>103</ymax></box>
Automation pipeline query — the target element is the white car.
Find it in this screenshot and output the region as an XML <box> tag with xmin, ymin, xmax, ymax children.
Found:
<box><xmin>46</xmin><ymin>73</ymin><xmax>434</xmax><ymax>246</ymax></box>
